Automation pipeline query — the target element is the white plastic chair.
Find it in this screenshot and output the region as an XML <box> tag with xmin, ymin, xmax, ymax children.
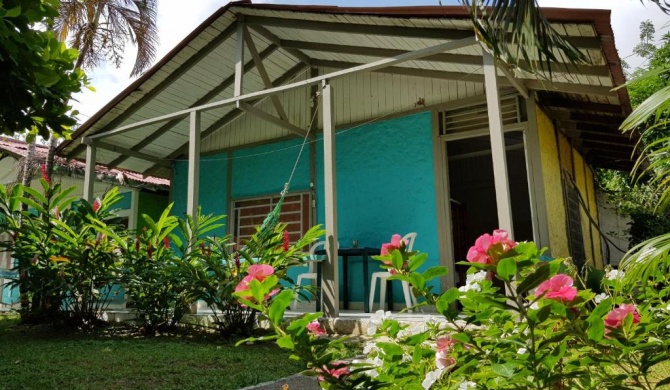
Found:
<box><xmin>292</xmin><ymin>241</ymin><xmax>328</xmax><ymax>310</ymax></box>
<box><xmin>369</xmin><ymin>233</ymin><xmax>418</xmax><ymax>312</ymax></box>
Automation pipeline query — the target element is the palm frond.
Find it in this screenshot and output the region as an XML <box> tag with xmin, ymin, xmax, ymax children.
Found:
<box><xmin>620</xmin><ymin>85</ymin><xmax>670</xmax><ymax>132</ymax></box>
<box><xmin>620</xmin><ymin>232</ymin><xmax>670</xmax><ymax>289</ymax></box>
<box><xmin>55</xmin><ymin>0</ymin><xmax>158</xmax><ymax>77</ymax></box>
<box><xmin>459</xmin><ymin>0</ymin><xmax>590</xmax><ymax>77</ymax></box>
<box><xmin>646</xmin><ymin>0</ymin><xmax>670</xmax><ymax>14</ymax></box>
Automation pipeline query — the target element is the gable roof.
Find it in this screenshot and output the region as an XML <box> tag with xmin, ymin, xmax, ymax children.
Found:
<box><xmin>0</xmin><ymin>137</ymin><xmax>169</xmax><ymax>189</ymax></box>
<box><xmin>58</xmin><ymin>2</ymin><xmax>636</xmax><ymax>173</ymax></box>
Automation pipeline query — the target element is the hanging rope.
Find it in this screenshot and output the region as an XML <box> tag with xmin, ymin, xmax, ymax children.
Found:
<box><xmin>245</xmin><ymin>94</ymin><xmax>321</xmax><ymax>244</ymax></box>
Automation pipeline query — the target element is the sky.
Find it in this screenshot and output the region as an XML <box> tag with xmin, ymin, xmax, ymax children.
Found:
<box><xmin>70</xmin><ymin>0</ymin><xmax>670</xmax><ymax>123</ymax></box>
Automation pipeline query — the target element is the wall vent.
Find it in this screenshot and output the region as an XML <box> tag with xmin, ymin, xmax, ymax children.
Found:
<box><xmin>439</xmin><ymin>96</ymin><xmax>524</xmax><ymax>136</ymax></box>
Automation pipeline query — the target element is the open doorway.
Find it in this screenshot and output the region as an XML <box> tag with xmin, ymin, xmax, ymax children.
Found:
<box><xmin>446</xmin><ymin>131</ymin><xmax>533</xmax><ymax>286</ymax></box>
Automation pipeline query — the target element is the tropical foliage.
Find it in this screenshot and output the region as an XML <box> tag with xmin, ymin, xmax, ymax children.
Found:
<box><xmin>0</xmin><ymin>178</ymin><xmax>125</xmax><ymax>328</ymax></box>
<box><xmin>0</xmin><ymin>0</ymin><xmax>86</xmax><ymax>140</ymax></box>
<box><xmin>55</xmin><ymin>0</ymin><xmax>159</xmax><ymax>77</ymax></box>
<box><xmin>237</xmin><ymin>232</ymin><xmax>670</xmax><ymax>389</ymax></box>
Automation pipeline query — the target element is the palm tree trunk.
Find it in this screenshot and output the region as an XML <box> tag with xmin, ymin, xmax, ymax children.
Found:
<box><xmin>19</xmin><ymin>141</ymin><xmax>36</xmax><ymax>188</ymax></box>
<box><xmin>45</xmin><ymin>137</ymin><xmax>58</xmax><ymax>179</ymax></box>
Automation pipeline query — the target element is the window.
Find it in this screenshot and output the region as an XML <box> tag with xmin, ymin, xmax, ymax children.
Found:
<box><xmin>232</xmin><ymin>192</ymin><xmax>312</xmax><ymax>245</ymax></box>
<box><xmin>564</xmin><ymin>178</ymin><xmax>586</xmax><ymax>267</ymax></box>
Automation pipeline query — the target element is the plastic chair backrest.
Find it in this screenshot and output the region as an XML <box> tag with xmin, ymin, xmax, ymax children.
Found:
<box><xmin>402</xmin><ymin>232</ymin><xmax>417</xmax><ymax>252</ymax></box>
<box><xmin>307</xmin><ymin>241</ymin><xmax>326</xmax><ymax>273</ymax></box>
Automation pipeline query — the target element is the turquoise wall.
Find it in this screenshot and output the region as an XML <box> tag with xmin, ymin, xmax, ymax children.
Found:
<box><xmin>173</xmin><ymin>154</ymin><xmax>229</xmax><ymax>236</ymax></box>
<box><xmin>232</xmin><ymin>138</ymin><xmax>311</xmax><ymax>199</ymax></box>
<box><xmin>171</xmin><ymin>111</ymin><xmax>440</xmax><ymax>306</ymax></box>
<box><xmin>315</xmin><ymin>112</ymin><xmax>439</xmax><ymax>303</ymax></box>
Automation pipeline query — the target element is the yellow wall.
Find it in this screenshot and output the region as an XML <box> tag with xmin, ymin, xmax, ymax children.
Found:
<box><xmin>536</xmin><ymin>108</ymin><xmax>569</xmax><ymax>256</ymax></box>
<box><xmin>536</xmin><ymin>107</ymin><xmax>603</xmax><ymax>267</ymax></box>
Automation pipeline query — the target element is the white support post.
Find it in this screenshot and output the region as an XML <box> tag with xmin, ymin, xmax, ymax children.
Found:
<box><xmin>483</xmin><ymin>49</ymin><xmax>514</xmax><ymax>236</ymax></box>
<box><xmin>187</xmin><ymin>111</ymin><xmax>201</xmax><ymax>233</ymax></box>
<box><xmin>234</xmin><ymin>17</ymin><xmax>245</xmax><ymax>98</ymax></box>
<box><xmin>321</xmin><ymin>81</ymin><xmax>339</xmax><ymax>317</ymax></box>
<box><xmin>83</xmin><ymin>144</ymin><xmax>96</xmax><ymax>202</ymax></box>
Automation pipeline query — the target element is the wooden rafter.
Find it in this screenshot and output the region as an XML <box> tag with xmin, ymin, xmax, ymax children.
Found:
<box><xmin>243</xmin><ymin>26</ymin><xmax>288</xmax><ymax>121</ymax></box>
<box><xmin>243</xmin><ymin>15</ymin><xmax>602</xmax><ymax>50</ymax></box>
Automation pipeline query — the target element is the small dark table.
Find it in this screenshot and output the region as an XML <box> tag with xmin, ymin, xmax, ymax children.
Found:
<box><xmin>315</xmin><ymin>246</ymin><xmax>381</xmax><ymax>313</ymax></box>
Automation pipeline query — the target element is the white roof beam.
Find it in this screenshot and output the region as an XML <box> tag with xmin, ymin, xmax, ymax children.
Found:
<box><xmin>87</xmin><ymin>36</ymin><xmax>477</xmax><ymax>142</ymax></box>
<box><xmin>239</xmin><ymin>102</ymin><xmax>308</xmax><ymax>138</ymax></box>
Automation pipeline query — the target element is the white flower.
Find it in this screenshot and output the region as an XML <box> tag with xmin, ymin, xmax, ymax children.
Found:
<box><xmin>665</xmin><ymin>303</ymin><xmax>670</xmax><ymax>312</ymax></box>
<box><xmin>421</xmin><ymin>368</ymin><xmax>444</xmax><ymax>389</ymax></box>
<box><xmin>594</xmin><ymin>293</ymin><xmax>609</xmax><ymax>304</ymax></box>
<box><xmin>517</xmin><ymin>347</ymin><xmax>527</xmax><ymax>354</ymax></box>
<box><xmin>458</xmin><ymin>380</ymin><xmax>477</xmax><ymax>390</ymax></box>
<box><xmin>606</xmin><ymin>269</ymin><xmax>624</xmax><ymax>281</ymax></box>
<box><xmin>458</xmin><ymin>271</ymin><xmax>487</xmax><ymax>293</ymax></box>
<box><xmin>363</xmin><ymin>341</ymin><xmax>378</xmax><ymax>355</ymax></box>
<box><xmin>367</xmin><ymin>310</ymin><xmax>394</xmax><ymax>335</ymax></box>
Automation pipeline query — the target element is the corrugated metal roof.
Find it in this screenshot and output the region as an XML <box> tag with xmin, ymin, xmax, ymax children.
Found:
<box><xmin>0</xmin><ymin>137</ymin><xmax>169</xmax><ymax>188</ymax></box>
<box><xmin>59</xmin><ymin>2</ymin><xmax>634</xmax><ymax>173</ymax></box>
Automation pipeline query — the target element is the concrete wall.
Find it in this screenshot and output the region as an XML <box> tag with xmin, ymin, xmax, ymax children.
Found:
<box><xmin>596</xmin><ymin>192</ymin><xmax>631</xmax><ymax>266</ymax></box>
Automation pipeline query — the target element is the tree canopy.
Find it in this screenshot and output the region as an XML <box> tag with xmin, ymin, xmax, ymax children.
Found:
<box><xmin>0</xmin><ymin>0</ymin><xmax>86</xmax><ymax>141</ymax></box>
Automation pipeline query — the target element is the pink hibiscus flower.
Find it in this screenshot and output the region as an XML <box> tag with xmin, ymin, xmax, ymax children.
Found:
<box><xmin>247</xmin><ymin>264</ymin><xmax>275</xmax><ymax>281</ymax></box>
<box><xmin>318</xmin><ymin>361</ymin><xmax>350</xmax><ymax>382</ymax></box>
<box><xmin>435</xmin><ymin>350</ymin><xmax>457</xmax><ymax>370</ymax></box>
<box><xmin>535</xmin><ymin>274</ymin><xmax>578</xmax><ymax>303</ymax></box>
<box><xmin>380</xmin><ymin>234</ymin><xmax>404</xmax><ymax>255</ymax></box>
<box><xmin>306</xmin><ymin>320</ymin><xmax>326</xmax><ymax>336</ymax></box>
<box><xmin>466</xmin><ymin>229</ymin><xmax>516</xmax><ymax>265</ymax></box>
<box><xmin>605</xmin><ymin>304</ymin><xmax>640</xmax><ymax>329</ymax></box>
<box><xmin>436</xmin><ymin>335</ymin><xmax>455</xmax><ymax>352</ymax></box>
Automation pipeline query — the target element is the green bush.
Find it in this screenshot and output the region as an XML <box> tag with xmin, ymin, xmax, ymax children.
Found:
<box><xmin>0</xmin><ymin>180</ymin><xmax>126</xmax><ymax>329</ymax></box>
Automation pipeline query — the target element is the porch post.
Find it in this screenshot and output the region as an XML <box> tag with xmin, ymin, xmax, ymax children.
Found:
<box><xmin>234</xmin><ymin>17</ymin><xmax>245</xmax><ymax>98</ymax></box>
<box><xmin>482</xmin><ymin>48</ymin><xmax>514</xmax><ymax>236</ymax></box>
<box><xmin>321</xmin><ymin>80</ymin><xmax>339</xmax><ymax>317</ymax></box>
<box><xmin>187</xmin><ymin>111</ymin><xmax>201</xmax><ymax>232</ymax></box>
<box><xmin>83</xmin><ymin>144</ymin><xmax>96</xmax><ymax>202</ymax></box>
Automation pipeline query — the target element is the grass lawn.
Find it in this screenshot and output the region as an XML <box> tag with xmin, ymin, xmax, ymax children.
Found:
<box><xmin>0</xmin><ymin>314</ymin><xmax>305</xmax><ymax>390</ymax></box>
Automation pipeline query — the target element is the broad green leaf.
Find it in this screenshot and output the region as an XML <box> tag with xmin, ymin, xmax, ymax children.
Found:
<box><xmin>391</xmin><ymin>250</ymin><xmax>403</xmax><ymax>270</ymax></box>
<box><xmin>268</xmin><ymin>289</ymin><xmax>293</xmax><ymax>325</ymax></box>
<box><xmin>492</xmin><ymin>363</ymin><xmax>516</xmax><ymax>378</ymax></box>
<box><xmin>408</xmin><ymin>252</ymin><xmax>428</xmax><ymax>272</ymax></box>
<box><xmin>588</xmin><ymin>318</ymin><xmax>605</xmax><ymax>342</ymax></box>
<box><xmin>422</xmin><ymin>266</ymin><xmax>449</xmax><ymax>282</ymax></box>
<box><xmin>517</xmin><ymin>263</ymin><xmax>550</xmax><ymax>294</ymax></box>
<box><xmin>496</xmin><ymin>257</ymin><xmax>517</xmax><ymax>281</ymax></box>
<box><xmin>276</xmin><ymin>335</ymin><xmax>294</xmax><ymax>350</ymax></box>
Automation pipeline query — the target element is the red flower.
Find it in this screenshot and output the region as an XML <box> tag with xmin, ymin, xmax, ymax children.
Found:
<box><xmin>163</xmin><ymin>237</ymin><xmax>169</xmax><ymax>249</ymax></box>
<box><xmin>135</xmin><ymin>236</ymin><xmax>140</xmax><ymax>252</ymax></box>
<box><xmin>147</xmin><ymin>243</ymin><xmax>152</xmax><ymax>259</ymax></box>
<box><xmin>41</xmin><ymin>164</ymin><xmax>50</xmax><ymax>185</ymax></box>
<box><xmin>92</xmin><ymin>198</ymin><xmax>101</xmax><ymax>212</ymax></box>
<box><xmin>283</xmin><ymin>230</ymin><xmax>290</xmax><ymax>252</ymax></box>
<box><xmin>234</xmin><ymin>252</ymin><xmax>241</xmax><ymax>273</ymax></box>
